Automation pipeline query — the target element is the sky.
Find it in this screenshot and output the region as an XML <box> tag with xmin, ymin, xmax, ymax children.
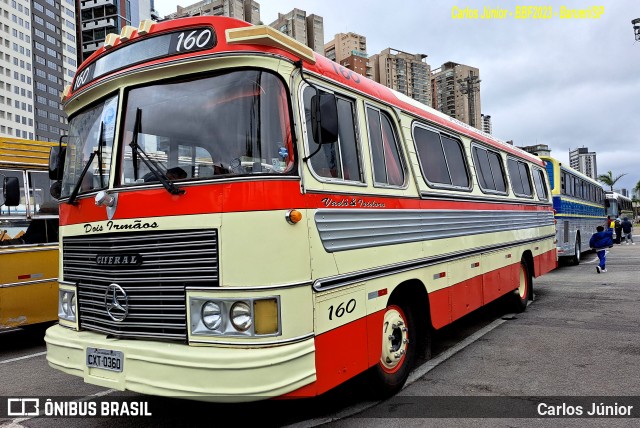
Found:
<box><xmin>153</xmin><ymin>0</ymin><xmax>640</xmax><ymax>193</ymax></box>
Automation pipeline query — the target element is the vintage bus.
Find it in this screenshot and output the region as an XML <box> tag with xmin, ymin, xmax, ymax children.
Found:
<box><xmin>1</xmin><ymin>137</ymin><xmax>60</xmax><ymax>331</ymax></box>
<box><xmin>540</xmin><ymin>156</ymin><xmax>606</xmax><ymax>265</ymax></box>
<box><xmin>605</xmin><ymin>191</ymin><xmax>633</xmax><ymax>221</ymax></box>
<box><xmin>45</xmin><ymin>17</ymin><xmax>556</xmax><ymax>401</ymax></box>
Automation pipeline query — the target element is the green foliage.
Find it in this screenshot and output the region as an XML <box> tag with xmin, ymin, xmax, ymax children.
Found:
<box><xmin>597</xmin><ymin>170</ymin><xmax>627</xmax><ymax>191</ymax></box>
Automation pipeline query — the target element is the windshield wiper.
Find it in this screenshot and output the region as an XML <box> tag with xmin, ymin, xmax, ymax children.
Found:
<box><xmin>67</xmin><ymin>122</ymin><xmax>106</xmax><ymax>205</ymax></box>
<box><xmin>129</xmin><ymin>108</ymin><xmax>184</xmax><ymax>195</ymax></box>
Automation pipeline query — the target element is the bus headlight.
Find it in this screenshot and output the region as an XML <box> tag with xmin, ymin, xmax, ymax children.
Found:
<box><xmin>230</xmin><ymin>302</ymin><xmax>252</xmax><ymax>331</ymax></box>
<box><xmin>190</xmin><ymin>297</ymin><xmax>280</xmax><ymax>337</ymax></box>
<box><xmin>58</xmin><ymin>289</ymin><xmax>76</xmax><ymax>322</ymax></box>
<box><xmin>201</xmin><ymin>301</ymin><xmax>222</xmax><ymax>330</ymax></box>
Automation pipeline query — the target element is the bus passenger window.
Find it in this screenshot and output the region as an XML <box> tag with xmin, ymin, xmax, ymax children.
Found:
<box><xmin>413</xmin><ymin>125</ymin><xmax>469</xmax><ymax>189</ymax></box>
<box><xmin>533</xmin><ymin>168</ymin><xmax>549</xmax><ymax>200</ymax></box>
<box><xmin>472</xmin><ymin>145</ymin><xmax>506</xmax><ymax>193</ymax></box>
<box><xmin>507</xmin><ymin>158</ymin><xmax>533</xmax><ymax>197</ymax></box>
<box><xmin>303</xmin><ymin>87</ymin><xmax>362</xmax><ymax>182</ymax></box>
<box><xmin>367</xmin><ymin>107</ymin><xmax>404</xmax><ymax>187</ymax></box>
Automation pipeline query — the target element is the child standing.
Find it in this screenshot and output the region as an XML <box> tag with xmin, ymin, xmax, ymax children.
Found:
<box><xmin>589</xmin><ymin>225</ymin><xmax>613</xmax><ymax>273</ymax></box>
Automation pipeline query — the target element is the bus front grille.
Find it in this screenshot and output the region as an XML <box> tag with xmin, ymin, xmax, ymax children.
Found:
<box><xmin>62</xmin><ymin>229</ymin><xmax>219</xmax><ymax>342</ymax></box>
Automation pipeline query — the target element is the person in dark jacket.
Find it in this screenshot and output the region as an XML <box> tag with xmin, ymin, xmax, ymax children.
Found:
<box><xmin>621</xmin><ymin>217</ymin><xmax>634</xmax><ymax>245</ymax></box>
<box><xmin>614</xmin><ymin>217</ymin><xmax>622</xmax><ymax>244</ymax></box>
<box><xmin>589</xmin><ymin>225</ymin><xmax>613</xmax><ymax>273</ymax></box>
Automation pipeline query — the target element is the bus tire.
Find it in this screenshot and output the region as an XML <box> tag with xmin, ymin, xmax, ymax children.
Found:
<box><xmin>570</xmin><ymin>237</ymin><xmax>581</xmax><ymax>265</ymax></box>
<box><xmin>512</xmin><ymin>259</ymin><xmax>532</xmax><ymax>313</ymax></box>
<box><xmin>366</xmin><ymin>302</ymin><xmax>417</xmax><ymax>399</ymax></box>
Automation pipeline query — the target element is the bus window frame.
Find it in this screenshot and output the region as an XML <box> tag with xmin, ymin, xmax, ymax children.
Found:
<box><xmin>469</xmin><ymin>141</ymin><xmax>507</xmax><ymax>196</ymax></box>
<box><xmin>532</xmin><ymin>167</ymin><xmax>549</xmax><ymax>202</ymax></box>
<box><xmin>364</xmin><ymin>103</ymin><xmax>408</xmax><ymax>190</ymax></box>
<box><xmin>298</xmin><ymin>81</ymin><xmax>367</xmax><ymax>187</ymax></box>
<box><xmin>506</xmin><ymin>156</ymin><xmax>534</xmax><ymax>199</ymax></box>
<box><xmin>410</xmin><ymin>121</ymin><xmax>472</xmax><ymax>193</ymax></box>
<box><xmin>115</xmin><ymin>67</ymin><xmax>299</xmax><ymax>189</ymax></box>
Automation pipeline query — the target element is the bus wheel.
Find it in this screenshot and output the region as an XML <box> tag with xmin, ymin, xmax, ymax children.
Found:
<box><xmin>571</xmin><ymin>237</ymin><xmax>581</xmax><ymax>265</ymax></box>
<box><xmin>512</xmin><ymin>260</ymin><xmax>532</xmax><ymax>313</ymax></box>
<box><xmin>367</xmin><ymin>303</ymin><xmax>417</xmax><ymax>398</ymax></box>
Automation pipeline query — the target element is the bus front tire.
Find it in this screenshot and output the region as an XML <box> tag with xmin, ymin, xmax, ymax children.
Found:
<box><xmin>571</xmin><ymin>238</ymin><xmax>581</xmax><ymax>265</ymax></box>
<box><xmin>366</xmin><ymin>302</ymin><xmax>417</xmax><ymax>399</ymax></box>
<box><xmin>512</xmin><ymin>259</ymin><xmax>532</xmax><ymax>313</ymax></box>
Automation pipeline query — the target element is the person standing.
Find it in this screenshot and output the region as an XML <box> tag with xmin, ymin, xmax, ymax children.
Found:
<box><xmin>621</xmin><ymin>217</ymin><xmax>635</xmax><ymax>245</ymax></box>
<box><xmin>589</xmin><ymin>225</ymin><xmax>613</xmax><ymax>273</ymax></box>
<box><xmin>614</xmin><ymin>217</ymin><xmax>623</xmax><ymax>244</ymax></box>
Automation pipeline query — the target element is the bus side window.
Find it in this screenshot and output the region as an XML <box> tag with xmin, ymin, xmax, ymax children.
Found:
<box><xmin>366</xmin><ymin>106</ymin><xmax>405</xmax><ymax>187</ymax></box>
<box><xmin>412</xmin><ymin>124</ymin><xmax>469</xmax><ymax>190</ymax></box>
<box><xmin>303</xmin><ymin>87</ymin><xmax>362</xmax><ymax>182</ymax></box>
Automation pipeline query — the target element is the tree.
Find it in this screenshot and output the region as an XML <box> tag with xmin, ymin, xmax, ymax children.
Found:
<box><xmin>597</xmin><ymin>170</ymin><xmax>627</xmax><ymax>192</ymax></box>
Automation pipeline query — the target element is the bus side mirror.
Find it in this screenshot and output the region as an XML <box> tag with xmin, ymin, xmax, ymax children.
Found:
<box><xmin>311</xmin><ymin>93</ymin><xmax>339</xmax><ymax>145</ymax></box>
<box><xmin>605</xmin><ymin>200</ymin><xmax>610</xmax><ymax>208</ymax></box>
<box><xmin>49</xmin><ymin>146</ymin><xmax>66</xmax><ymax>181</ymax></box>
<box><xmin>2</xmin><ymin>176</ymin><xmax>20</xmax><ymax>207</ymax></box>
<box><xmin>50</xmin><ymin>181</ymin><xmax>62</xmax><ymax>200</ymax></box>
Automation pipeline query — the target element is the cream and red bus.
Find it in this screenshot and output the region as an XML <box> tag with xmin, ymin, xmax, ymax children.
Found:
<box><xmin>45</xmin><ymin>16</ymin><xmax>557</xmax><ymax>401</ymax></box>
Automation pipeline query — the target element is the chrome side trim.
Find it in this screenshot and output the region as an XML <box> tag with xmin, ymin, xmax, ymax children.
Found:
<box><xmin>0</xmin><ymin>278</ymin><xmax>57</xmax><ymax>288</ymax></box>
<box><xmin>315</xmin><ymin>208</ymin><xmax>554</xmax><ymax>252</ymax></box>
<box><xmin>189</xmin><ymin>333</ymin><xmax>314</xmax><ymax>347</ymax></box>
<box><xmin>312</xmin><ymin>234</ymin><xmax>555</xmax><ymax>292</ymax></box>
<box><xmin>187</xmin><ymin>280</ymin><xmax>311</xmax><ymax>292</ymax></box>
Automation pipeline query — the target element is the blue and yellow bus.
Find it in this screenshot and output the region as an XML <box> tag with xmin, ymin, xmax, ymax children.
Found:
<box><xmin>541</xmin><ymin>156</ymin><xmax>606</xmax><ymax>264</ymax></box>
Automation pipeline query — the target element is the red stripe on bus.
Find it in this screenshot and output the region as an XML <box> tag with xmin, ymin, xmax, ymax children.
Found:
<box><xmin>59</xmin><ymin>181</ymin><xmax>553</xmax><ymax>225</ymax></box>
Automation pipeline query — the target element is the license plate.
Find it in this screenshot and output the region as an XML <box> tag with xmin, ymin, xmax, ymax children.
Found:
<box><xmin>86</xmin><ymin>347</ymin><xmax>124</xmax><ymax>372</ymax></box>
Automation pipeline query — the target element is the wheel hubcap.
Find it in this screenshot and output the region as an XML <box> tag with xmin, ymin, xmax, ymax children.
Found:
<box><xmin>380</xmin><ymin>306</ymin><xmax>409</xmax><ymax>373</ymax></box>
<box><xmin>518</xmin><ymin>265</ymin><xmax>528</xmax><ymax>299</ymax></box>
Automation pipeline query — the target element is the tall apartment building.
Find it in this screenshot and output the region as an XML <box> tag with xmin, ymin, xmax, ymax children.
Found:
<box><xmin>0</xmin><ymin>0</ymin><xmax>77</xmax><ymax>141</ymax></box>
<box><xmin>79</xmin><ymin>0</ymin><xmax>151</xmax><ymax>63</ymax></box>
<box><xmin>369</xmin><ymin>48</ymin><xmax>431</xmax><ymax>106</ymax></box>
<box><xmin>269</xmin><ymin>8</ymin><xmax>324</xmax><ymax>53</ymax></box>
<box><xmin>324</xmin><ymin>32</ymin><xmax>371</xmax><ymax>78</ymax></box>
<box><xmin>431</xmin><ymin>61</ymin><xmax>481</xmax><ymax>128</ymax></box>
<box><xmin>166</xmin><ymin>0</ymin><xmax>260</xmax><ymax>24</ymax></box>
<box><xmin>0</xmin><ymin>0</ymin><xmax>35</xmax><ymax>139</ymax></box>
<box><xmin>481</xmin><ymin>113</ymin><xmax>492</xmax><ymax>135</ymax></box>
<box><xmin>569</xmin><ymin>147</ymin><xmax>597</xmax><ymax>179</ymax></box>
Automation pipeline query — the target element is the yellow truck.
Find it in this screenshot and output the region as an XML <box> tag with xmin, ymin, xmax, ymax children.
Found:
<box><xmin>1</xmin><ymin>137</ymin><xmax>60</xmax><ymax>331</ymax></box>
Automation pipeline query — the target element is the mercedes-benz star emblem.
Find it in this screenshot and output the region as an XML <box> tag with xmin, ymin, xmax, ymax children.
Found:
<box><xmin>105</xmin><ymin>283</ymin><xmax>128</xmax><ymax>322</ymax></box>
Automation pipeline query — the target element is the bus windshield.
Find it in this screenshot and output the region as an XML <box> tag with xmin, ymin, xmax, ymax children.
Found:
<box><xmin>120</xmin><ymin>69</ymin><xmax>293</xmax><ymax>185</ymax></box>
<box><xmin>61</xmin><ymin>95</ymin><xmax>118</xmax><ymax>198</ymax></box>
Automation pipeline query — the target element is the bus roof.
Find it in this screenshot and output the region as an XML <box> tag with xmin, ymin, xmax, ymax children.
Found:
<box><xmin>0</xmin><ymin>137</ymin><xmax>58</xmax><ymax>169</ymax></box>
<box><xmin>538</xmin><ymin>155</ymin><xmax>604</xmax><ymax>188</ymax></box>
<box><xmin>68</xmin><ymin>15</ymin><xmax>543</xmax><ymax>166</ymax></box>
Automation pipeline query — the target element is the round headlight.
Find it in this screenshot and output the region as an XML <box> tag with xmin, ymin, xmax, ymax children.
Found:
<box><xmin>70</xmin><ymin>294</ymin><xmax>76</xmax><ymax>316</ymax></box>
<box><xmin>61</xmin><ymin>292</ymin><xmax>71</xmax><ymax>315</ymax></box>
<box><xmin>230</xmin><ymin>302</ymin><xmax>252</xmax><ymax>332</ymax></box>
<box><xmin>201</xmin><ymin>301</ymin><xmax>222</xmax><ymax>330</ymax></box>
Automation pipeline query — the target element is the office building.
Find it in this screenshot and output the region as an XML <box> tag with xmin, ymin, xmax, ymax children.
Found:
<box><xmin>0</xmin><ymin>0</ymin><xmax>77</xmax><ymax>141</ymax></box>
<box><xmin>79</xmin><ymin>0</ymin><xmax>151</xmax><ymax>63</ymax></box>
<box><xmin>431</xmin><ymin>61</ymin><xmax>481</xmax><ymax>128</ymax></box>
<box><xmin>0</xmin><ymin>0</ymin><xmax>35</xmax><ymax>139</ymax></box>
<box><xmin>518</xmin><ymin>144</ymin><xmax>551</xmax><ymax>157</ymax></box>
<box><xmin>369</xmin><ymin>48</ymin><xmax>431</xmax><ymax>106</ymax></box>
<box><xmin>569</xmin><ymin>147</ymin><xmax>597</xmax><ymax>179</ymax></box>
<box><xmin>324</xmin><ymin>32</ymin><xmax>371</xmax><ymax>78</ymax></box>
<box><xmin>269</xmin><ymin>8</ymin><xmax>324</xmax><ymax>53</ymax></box>
<box><xmin>481</xmin><ymin>113</ymin><xmax>492</xmax><ymax>135</ymax></box>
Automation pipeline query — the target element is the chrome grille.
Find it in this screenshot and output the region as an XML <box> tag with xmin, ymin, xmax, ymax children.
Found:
<box><xmin>63</xmin><ymin>229</ymin><xmax>218</xmax><ymax>341</ymax></box>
